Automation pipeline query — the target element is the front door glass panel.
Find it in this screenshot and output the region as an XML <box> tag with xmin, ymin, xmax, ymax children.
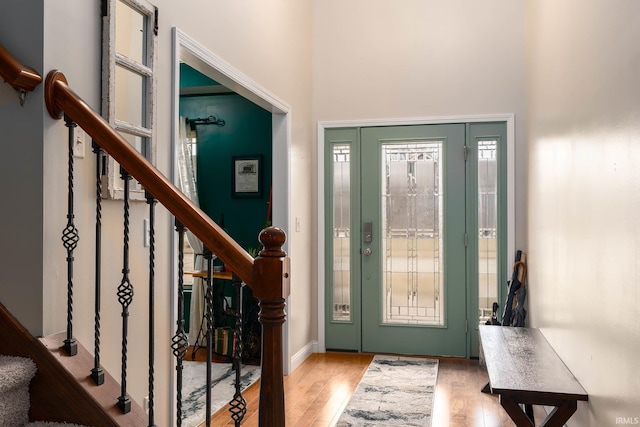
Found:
<box><xmin>381</xmin><ymin>142</ymin><xmax>444</xmax><ymax>326</ymax></box>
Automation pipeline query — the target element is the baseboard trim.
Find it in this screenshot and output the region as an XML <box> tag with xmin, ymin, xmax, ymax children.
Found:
<box><xmin>290</xmin><ymin>341</ymin><xmax>317</xmax><ymax>373</ymax></box>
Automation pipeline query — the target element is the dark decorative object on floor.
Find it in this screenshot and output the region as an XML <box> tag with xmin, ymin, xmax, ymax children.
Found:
<box><xmin>242</xmin><ymin>297</ymin><xmax>261</xmax><ymax>361</ymax></box>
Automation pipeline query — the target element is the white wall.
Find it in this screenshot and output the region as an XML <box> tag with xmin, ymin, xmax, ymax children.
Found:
<box><xmin>0</xmin><ymin>1</ymin><xmax>313</xmax><ymax>426</ymax></box>
<box><xmin>527</xmin><ymin>1</ymin><xmax>640</xmax><ymax>425</ymax></box>
<box><xmin>312</xmin><ymin>0</ymin><xmax>528</xmax><ymax>338</ymax></box>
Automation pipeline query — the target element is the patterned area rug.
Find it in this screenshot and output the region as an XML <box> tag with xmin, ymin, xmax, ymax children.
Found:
<box><xmin>181</xmin><ymin>361</ymin><xmax>260</xmax><ymax>427</ymax></box>
<box><xmin>337</xmin><ymin>355</ymin><xmax>438</xmax><ymax>426</ymax></box>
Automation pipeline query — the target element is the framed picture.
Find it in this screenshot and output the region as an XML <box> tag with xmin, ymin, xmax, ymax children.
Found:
<box><xmin>232</xmin><ymin>155</ymin><xmax>263</xmax><ymax>198</ymax></box>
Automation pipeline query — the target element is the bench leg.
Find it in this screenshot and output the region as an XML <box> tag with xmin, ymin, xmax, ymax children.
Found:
<box><xmin>525</xmin><ymin>403</ymin><xmax>534</xmax><ymax>423</ymax></box>
<box><xmin>500</xmin><ymin>395</ymin><xmax>577</xmax><ymax>427</ymax></box>
<box><xmin>500</xmin><ymin>395</ymin><xmax>534</xmax><ymax>427</ymax></box>
<box><xmin>540</xmin><ymin>400</ymin><xmax>577</xmax><ymax>427</ymax></box>
<box><xmin>481</xmin><ymin>381</ymin><xmax>492</xmax><ymax>394</ymax></box>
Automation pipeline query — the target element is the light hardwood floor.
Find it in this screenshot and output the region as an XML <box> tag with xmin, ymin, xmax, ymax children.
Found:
<box><xmin>199</xmin><ymin>351</ymin><xmax>542</xmax><ymax>427</ymax></box>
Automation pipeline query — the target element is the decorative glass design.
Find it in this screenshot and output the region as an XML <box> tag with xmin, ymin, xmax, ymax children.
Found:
<box><xmin>478</xmin><ymin>140</ymin><xmax>498</xmax><ymax>322</ymax></box>
<box><xmin>381</xmin><ymin>142</ymin><xmax>444</xmax><ymax>325</ymax></box>
<box><xmin>332</xmin><ymin>145</ymin><xmax>351</xmax><ymax>321</ymax></box>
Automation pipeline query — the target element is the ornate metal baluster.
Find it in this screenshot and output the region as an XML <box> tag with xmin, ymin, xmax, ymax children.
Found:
<box><xmin>62</xmin><ymin>114</ymin><xmax>78</xmax><ymax>356</ymax></box>
<box><xmin>91</xmin><ymin>141</ymin><xmax>104</xmax><ymax>385</ymax></box>
<box><xmin>229</xmin><ymin>273</ymin><xmax>246</xmax><ymax>426</ymax></box>
<box><xmin>146</xmin><ymin>190</ymin><xmax>157</xmax><ymax>427</ymax></box>
<box><xmin>172</xmin><ymin>220</ymin><xmax>189</xmax><ymax>427</ymax></box>
<box><xmin>117</xmin><ymin>166</ymin><xmax>134</xmax><ymax>414</ymax></box>
<box><xmin>204</xmin><ymin>246</ymin><xmax>214</xmax><ymax>427</ymax></box>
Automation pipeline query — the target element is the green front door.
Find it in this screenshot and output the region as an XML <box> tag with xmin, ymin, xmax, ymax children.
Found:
<box><xmin>360</xmin><ymin>125</ymin><xmax>467</xmax><ymax>356</ymax></box>
<box><xmin>325</xmin><ymin>122</ymin><xmax>507</xmax><ymax>358</ymax></box>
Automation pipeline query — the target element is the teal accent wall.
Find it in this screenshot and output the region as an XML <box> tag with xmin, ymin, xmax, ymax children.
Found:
<box><xmin>179</xmin><ymin>93</ymin><xmax>272</xmax><ymax>252</ymax></box>
<box><xmin>179</xmin><ymin>62</ymin><xmax>219</xmax><ymax>87</ymax></box>
<box><xmin>180</xmin><ymin>65</ymin><xmax>270</xmax><ymax>349</ymax></box>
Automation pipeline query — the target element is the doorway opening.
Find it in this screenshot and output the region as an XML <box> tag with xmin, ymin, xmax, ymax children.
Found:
<box><xmin>172</xmin><ymin>28</ymin><xmax>292</xmax><ymax>373</ymax></box>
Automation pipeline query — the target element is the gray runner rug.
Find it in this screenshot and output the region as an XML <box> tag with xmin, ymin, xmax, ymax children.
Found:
<box><xmin>181</xmin><ymin>361</ymin><xmax>260</xmax><ymax>427</ymax></box>
<box><xmin>337</xmin><ymin>355</ymin><xmax>438</xmax><ymax>427</ymax></box>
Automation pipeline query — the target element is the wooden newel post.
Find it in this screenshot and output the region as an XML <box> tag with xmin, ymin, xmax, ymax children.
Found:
<box><xmin>252</xmin><ymin>226</ymin><xmax>290</xmax><ymax>427</ymax></box>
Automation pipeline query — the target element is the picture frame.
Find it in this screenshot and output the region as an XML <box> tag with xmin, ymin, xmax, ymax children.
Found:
<box><xmin>232</xmin><ymin>155</ymin><xmax>263</xmax><ymax>198</ymax></box>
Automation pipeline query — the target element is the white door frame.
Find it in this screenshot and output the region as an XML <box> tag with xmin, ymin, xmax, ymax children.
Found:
<box><xmin>317</xmin><ymin>114</ymin><xmax>515</xmax><ymax>353</ymax></box>
<box><xmin>171</xmin><ymin>28</ymin><xmax>292</xmax><ymax>371</ymax></box>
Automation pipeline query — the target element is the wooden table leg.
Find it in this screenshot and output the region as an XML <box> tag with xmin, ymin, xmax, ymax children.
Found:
<box><xmin>525</xmin><ymin>403</ymin><xmax>534</xmax><ymax>423</ymax></box>
<box><xmin>500</xmin><ymin>395</ymin><xmax>534</xmax><ymax>427</ymax></box>
<box><xmin>500</xmin><ymin>395</ymin><xmax>577</xmax><ymax>427</ymax></box>
<box><xmin>540</xmin><ymin>400</ymin><xmax>577</xmax><ymax>427</ymax></box>
<box><xmin>481</xmin><ymin>381</ymin><xmax>492</xmax><ymax>394</ymax></box>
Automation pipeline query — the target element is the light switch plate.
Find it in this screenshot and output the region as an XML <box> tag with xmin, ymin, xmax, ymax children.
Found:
<box><xmin>73</xmin><ymin>128</ymin><xmax>86</xmax><ymax>158</ymax></box>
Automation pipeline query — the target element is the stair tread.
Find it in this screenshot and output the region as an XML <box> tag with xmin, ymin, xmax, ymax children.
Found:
<box><xmin>38</xmin><ymin>333</ymin><xmax>147</xmax><ymax>427</ymax></box>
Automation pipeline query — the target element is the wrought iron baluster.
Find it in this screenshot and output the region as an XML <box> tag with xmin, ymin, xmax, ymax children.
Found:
<box><xmin>62</xmin><ymin>114</ymin><xmax>78</xmax><ymax>357</ymax></box>
<box><xmin>204</xmin><ymin>246</ymin><xmax>214</xmax><ymax>427</ymax></box>
<box><xmin>117</xmin><ymin>166</ymin><xmax>134</xmax><ymax>414</ymax></box>
<box><xmin>146</xmin><ymin>190</ymin><xmax>157</xmax><ymax>427</ymax></box>
<box><xmin>172</xmin><ymin>220</ymin><xmax>189</xmax><ymax>427</ymax></box>
<box><xmin>91</xmin><ymin>141</ymin><xmax>104</xmax><ymax>385</ymax></box>
<box><xmin>229</xmin><ymin>273</ymin><xmax>246</xmax><ymax>426</ymax></box>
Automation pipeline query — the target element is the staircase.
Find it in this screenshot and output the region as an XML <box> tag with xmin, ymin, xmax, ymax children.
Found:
<box><xmin>1</xmin><ymin>43</ymin><xmax>289</xmax><ymax>426</ymax></box>
<box><xmin>0</xmin><ymin>355</ymin><xmax>87</xmax><ymax>427</ymax></box>
<box><xmin>0</xmin><ymin>301</ymin><xmax>147</xmax><ymax>426</ymax></box>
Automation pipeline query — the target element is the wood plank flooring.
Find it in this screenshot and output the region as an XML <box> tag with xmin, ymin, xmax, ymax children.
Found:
<box><xmin>196</xmin><ymin>351</ymin><xmax>545</xmax><ymax>427</ymax></box>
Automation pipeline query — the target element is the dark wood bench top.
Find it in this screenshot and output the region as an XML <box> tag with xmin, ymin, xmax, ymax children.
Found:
<box><xmin>479</xmin><ymin>325</ymin><xmax>588</xmax><ymax>402</ymax></box>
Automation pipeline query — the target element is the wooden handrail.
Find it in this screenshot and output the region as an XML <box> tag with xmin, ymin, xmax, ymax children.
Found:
<box><xmin>44</xmin><ymin>70</ymin><xmax>254</xmax><ymax>285</ymax></box>
<box><xmin>0</xmin><ymin>44</ymin><xmax>42</xmax><ymax>92</ymax></box>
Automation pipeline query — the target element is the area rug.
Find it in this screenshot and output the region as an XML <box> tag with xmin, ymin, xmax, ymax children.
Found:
<box><xmin>336</xmin><ymin>355</ymin><xmax>438</xmax><ymax>426</ymax></box>
<box><xmin>181</xmin><ymin>361</ymin><xmax>260</xmax><ymax>427</ymax></box>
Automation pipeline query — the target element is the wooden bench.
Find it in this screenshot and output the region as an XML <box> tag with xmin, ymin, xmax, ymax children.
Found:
<box><xmin>479</xmin><ymin>325</ymin><xmax>588</xmax><ymax>427</ymax></box>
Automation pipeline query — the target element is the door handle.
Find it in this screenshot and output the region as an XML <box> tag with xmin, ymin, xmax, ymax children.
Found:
<box><xmin>362</xmin><ymin>247</ymin><xmax>372</xmax><ymax>256</ymax></box>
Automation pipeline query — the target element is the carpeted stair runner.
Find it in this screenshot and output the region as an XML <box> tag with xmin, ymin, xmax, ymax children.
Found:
<box><xmin>0</xmin><ymin>355</ymin><xmax>36</xmax><ymax>427</ymax></box>
<box><xmin>0</xmin><ymin>355</ymin><xmax>90</xmax><ymax>427</ymax></box>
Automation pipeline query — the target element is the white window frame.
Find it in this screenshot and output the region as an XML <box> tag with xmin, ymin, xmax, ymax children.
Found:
<box><xmin>101</xmin><ymin>0</ymin><xmax>158</xmax><ymax>200</ymax></box>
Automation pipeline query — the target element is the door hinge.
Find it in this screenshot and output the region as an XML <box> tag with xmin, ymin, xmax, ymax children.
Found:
<box><xmin>463</xmin><ymin>145</ymin><xmax>470</xmax><ymax>161</ymax></box>
<box><xmin>465</xmin><ymin>320</ymin><xmax>468</xmax><ymax>333</ymax></box>
<box><xmin>154</xmin><ymin>8</ymin><xmax>159</xmax><ymax>36</ymax></box>
<box><xmin>464</xmin><ymin>232</ymin><xmax>468</xmax><ymax>247</ymax></box>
